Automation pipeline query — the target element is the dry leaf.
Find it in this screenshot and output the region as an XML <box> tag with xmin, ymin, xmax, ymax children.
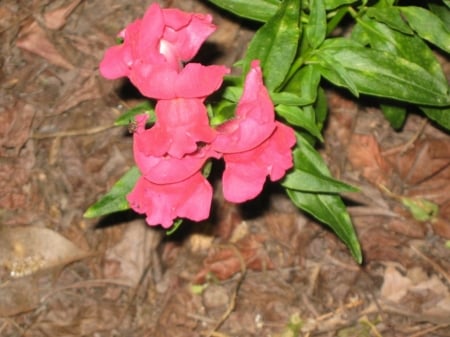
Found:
<box><xmin>43</xmin><ymin>0</ymin><xmax>83</xmax><ymax>30</ymax></box>
<box><xmin>0</xmin><ymin>276</ymin><xmax>41</xmax><ymax>316</ymax></box>
<box><xmin>380</xmin><ymin>264</ymin><xmax>412</xmax><ymax>302</ymax></box>
<box><xmin>347</xmin><ymin>133</ymin><xmax>391</xmax><ymax>186</ymax></box>
<box><xmin>0</xmin><ymin>226</ymin><xmax>89</xmax><ymax>278</ymax></box>
<box><xmin>16</xmin><ymin>20</ymin><xmax>73</xmax><ymax>69</ymax></box>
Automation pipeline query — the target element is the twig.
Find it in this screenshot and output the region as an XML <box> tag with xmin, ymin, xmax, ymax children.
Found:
<box><xmin>409</xmin><ymin>323</ymin><xmax>450</xmax><ymax>337</ymax></box>
<box><xmin>203</xmin><ymin>244</ymin><xmax>247</xmax><ymax>337</ymax></box>
<box><xmin>32</xmin><ymin>124</ymin><xmax>116</xmax><ymax>139</ymax></box>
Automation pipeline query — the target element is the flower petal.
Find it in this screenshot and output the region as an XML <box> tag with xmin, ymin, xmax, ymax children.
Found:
<box><xmin>212</xmin><ymin>60</ymin><xmax>275</xmax><ymax>153</ymax></box>
<box><xmin>127</xmin><ymin>173</ymin><xmax>213</xmax><ymax>228</ymax></box>
<box><xmin>222</xmin><ymin>122</ymin><xmax>296</xmax><ymax>203</ymax></box>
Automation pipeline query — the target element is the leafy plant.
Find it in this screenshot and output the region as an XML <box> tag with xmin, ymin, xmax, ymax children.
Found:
<box><xmin>86</xmin><ymin>0</ymin><xmax>450</xmax><ymax>264</ymax></box>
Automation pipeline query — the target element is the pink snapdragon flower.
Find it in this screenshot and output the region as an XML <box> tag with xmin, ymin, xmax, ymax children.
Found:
<box><xmin>222</xmin><ymin>123</ymin><xmax>296</xmax><ymax>202</ymax></box>
<box><xmin>127</xmin><ymin>172</ymin><xmax>213</xmax><ymax>228</ymax></box>
<box><xmin>139</xmin><ymin>99</ymin><xmax>216</xmax><ymax>159</ymax></box>
<box><xmin>211</xmin><ymin>60</ymin><xmax>296</xmax><ymax>202</ymax></box>
<box><xmin>132</xmin><ymin>114</ymin><xmax>220</xmax><ymax>184</ymax></box>
<box><xmin>100</xmin><ymin>3</ymin><xmax>215</xmax><ymax>76</ymax></box>
<box><xmin>212</xmin><ymin>60</ymin><xmax>276</xmax><ymax>153</ymax></box>
<box><xmin>99</xmin><ymin>3</ymin><xmax>225</xmax><ymax>99</ymax></box>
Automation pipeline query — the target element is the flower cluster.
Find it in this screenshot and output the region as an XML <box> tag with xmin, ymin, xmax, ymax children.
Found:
<box><xmin>100</xmin><ymin>3</ymin><xmax>296</xmax><ymax>228</ymax></box>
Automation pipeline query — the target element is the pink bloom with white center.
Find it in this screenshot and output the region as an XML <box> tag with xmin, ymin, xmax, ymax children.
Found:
<box><xmin>127</xmin><ymin>172</ymin><xmax>213</xmax><ymax>228</ymax></box>
<box><xmin>99</xmin><ymin>3</ymin><xmax>223</xmax><ymax>99</ymax></box>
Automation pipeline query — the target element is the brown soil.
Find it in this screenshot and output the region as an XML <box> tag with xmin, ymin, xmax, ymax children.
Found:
<box><xmin>1</xmin><ymin>1</ymin><xmax>449</xmax><ymax>336</ymax></box>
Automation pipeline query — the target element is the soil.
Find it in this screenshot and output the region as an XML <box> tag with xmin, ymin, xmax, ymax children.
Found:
<box><xmin>1</xmin><ymin>1</ymin><xmax>450</xmax><ymax>336</ymax></box>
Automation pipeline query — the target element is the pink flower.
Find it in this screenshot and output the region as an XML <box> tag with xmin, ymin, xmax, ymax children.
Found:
<box><xmin>127</xmin><ymin>172</ymin><xmax>213</xmax><ymax>228</ymax></box>
<box><xmin>212</xmin><ymin>60</ymin><xmax>276</xmax><ymax>153</ymax></box>
<box><xmin>99</xmin><ymin>3</ymin><xmax>223</xmax><ymax>98</ymax></box>
<box><xmin>222</xmin><ymin>122</ymin><xmax>296</xmax><ymax>203</ymax></box>
<box><xmin>133</xmin><ymin>63</ymin><xmax>229</xmax><ymax>99</ymax></box>
<box><xmin>140</xmin><ymin>99</ymin><xmax>216</xmax><ymax>158</ymax></box>
<box><xmin>133</xmin><ymin>114</ymin><xmax>220</xmax><ymax>184</ymax></box>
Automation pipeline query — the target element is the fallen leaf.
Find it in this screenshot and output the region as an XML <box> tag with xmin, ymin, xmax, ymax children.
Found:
<box><xmin>380</xmin><ymin>264</ymin><xmax>412</xmax><ymax>302</ymax></box>
<box><xmin>16</xmin><ymin>20</ymin><xmax>73</xmax><ymax>69</ymax></box>
<box><xmin>43</xmin><ymin>0</ymin><xmax>83</xmax><ymax>30</ymax></box>
<box><xmin>347</xmin><ymin>133</ymin><xmax>391</xmax><ymax>186</ymax></box>
<box><xmin>0</xmin><ymin>226</ymin><xmax>89</xmax><ymax>278</ymax></box>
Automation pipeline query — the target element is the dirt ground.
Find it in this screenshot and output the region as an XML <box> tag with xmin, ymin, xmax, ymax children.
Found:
<box><xmin>1</xmin><ymin>0</ymin><xmax>450</xmax><ymax>336</ymax></box>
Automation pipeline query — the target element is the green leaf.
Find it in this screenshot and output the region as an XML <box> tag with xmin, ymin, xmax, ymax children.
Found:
<box><xmin>324</xmin><ymin>0</ymin><xmax>357</xmax><ymax>10</ymax></box>
<box><xmin>305</xmin><ymin>0</ymin><xmax>327</xmax><ymax>49</ymax></box>
<box><xmin>365</xmin><ymin>7</ymin><xmax>413</xmax><ymax>35</ymax></box>
<box><xmin>207</xmin><ymin>0</ymin><xmax>280</xmax><ymax>22</ymax></box>
<box><xmin>243</xmin><ymin>0</ymin><xmax>301</xmax><ymax>91</ymax></box>
<box><xmin>314</xmin><ymin>87</ymin><xmax>328</xmax><ymax>131</ymax></box>
<box><xmin>270</xmin><ymin>92</ymin><xmax>314</xmax><ymax>106</ymax></box>
<box><xmin>284</xmin><ymin>64</ymin><xmax>322</xmax><ymax>105</ymax></box>
<box><xmin>314</xmin><ymin>51</ymin><xmax>359</xmax><ymax>97</ymax></box>
<box><xmin>286</xmin><ymin>189</ymin><xmax>362</xmax><ymax>263</ymax></box>
<box><xmin>420</xmin><ymin>106</ymin><xmax>450</xmax><ymax>131</ymax></box>
<box><xmin>316</xmin><ymin>38</ymin><xmax>450</xmax><ymax>106</ymax></box>
<box><xmin>356</xmin><ymin>16</ymin><xmax>447</xmax><ymax>83</ymax></box>
<box><xmin>428</xmin><ymin>4</ymin><xmax>450</xmax><ymax>25</ymax></box>
<box><xmin>115</xmin><ymin>101</ymin><xmax>155</xmax><ymax>126</ymax></box>
<box><xmin>380</xmin><ymin>104</ymin><xmax>406</xmax><ymax>130</ymax></box>
<box><xmin>282</xmin><ymin>169</ymin><xmax>357</xmax><ymax>193</ymax></box>
<box><xmin>399</xmin><ymin>6</ymin><xmax>450</xmax><ymax>54</ymax></box>
<box><xmin>84</xmin><ymin>166</ymin><xmax>140</xmax><ymax>218</ymax></box>
<box><xmin>276</xmin><ymin>104</ymin><xmax>323</xmax><ymax>140</ymax></box>
<box><xmin>401</xmin><ymin>197</ymin><xmax>439</xmax><ymax>222</ymax></box>
<box><xmin>210</xmin><ymin>101</ymin><xmax>237</xmax><ymax>126</ymax></box>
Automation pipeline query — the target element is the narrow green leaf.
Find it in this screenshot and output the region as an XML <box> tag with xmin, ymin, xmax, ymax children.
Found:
<box><xmin>317</xmin><ymin>38</ymin><xmax>450</xmax><ymax>106</ymax></box>
<box><xmin>314</xmin><ymin>87</ymin><xmax>328</xmax><ymax>131</ymax></box>
<box><xmin>207</xmin><ymin>0</ymin><xmax>279</xmax><ymax>22</ymax></box>
<box><xmin>244</xmin><ymin>0</ymin><xmax>301</xmax><ymax>91</ymax></box>
<box><xmin>276</xmin><ymin>105</ymin><xmax>323</xmax><ymax>140</ymax></box>
<box><xmin>115</xmin><ymin>101</ymin><xmax>155</xmax><ymax>126</ymax></box>
<box><xmin>380</xmin><ymin>104</ymin><xmax>406</xmax><ymax>130</ymax></box>
<box><xmin>428</xmin><ymin>4</ymin><xmax>450</xmax><ymax>26</ymax></box>
<box><xmin>365</xmin><ymin>7</ymin><xmax>413</xmax><ymax>35</ymax></box>
<box><xmin>305</xmin><ymin>0</ymin><xmax>327</xmax><ymax>49</ymax></box>
<box><xmin>293</xmin><ymin>133</ymin><xmax>331</xmax><ymax>175</ymax></box>
<box><xmin>356</xmin><ymin>16</ymin><xmax>447</xmax><ymax>83</ymax></box>
<box><xmin>282</xmin><ymin>169</ymin><xmax>357</xmax><ymax>193</ymax></box>
<box><xmin>399</xmin><ymin>6</ymin><xmax>450</xmax><ymax>54</ymax></box>
<box><xmin>270</xmin><ymin>92</ymin><xmax>314</xmax><ymax>106</ymax></box>
<box><xmin>324</xmin><ymin>0</ymin><xmax>357</xmax><ymax>10</ymax></box>
<box><xmin>84</xmin><ymin>166</ymin><xmax>140</xmax><ymax>218</ymax></box>
<box><xmin>286</xmin><ymin>189</ymin><xmax>362</xmax><ymax>263</ymax></box>
<box><xmin>314</xmin><ymin>51</ymin><xmax>359</xmax><ymax>97</ymax></box>
<box><xmin>284</xmin><ymin>64</ymin><xmax>322</xmax><ymax>105</ymax></box>
<box><xmin>420</xmin><ymin>106</ymin><xmax>450</xmax><ymax>131</ymax></box>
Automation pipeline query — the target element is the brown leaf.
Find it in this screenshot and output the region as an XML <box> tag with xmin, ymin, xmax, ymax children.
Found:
<box><xmin>0</xmin><ymin>102</ymin><xmax>35</xmax><ymax>156</ymax></box>
<box><xmin>194</xmin><ymin>234</ymin><xmax>274</xmax><ymax>283</ymax></box>
<box><xmin>347</xmin><ymin>133</ymin><xmax>392</xmax><ymax>186</ymax></box>
<box><xmin>0</xmin><ymin>275</ymin><xmax>41</xmax><ymax>316</ymax></box>
<box><xmin>43</xmin><ymin>0</ymin><xmax>83</xmax><ymax>30</ymax></box>
<box><xmin>0</xmin><ymin>226</ymin><xmax>89</xmax><ymax>279</ymax></box>
<box><xmin>16</xmin><ymin>20</ymin><xmax>73</xmax><ymax>69</ymax></box>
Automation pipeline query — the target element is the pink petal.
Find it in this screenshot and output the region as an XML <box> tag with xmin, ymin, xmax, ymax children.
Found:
<box><xmin>176</xmin><ymin>63</ymin><xmax>230</xmax><ymax>98</ymax></box>
<box><xmin>221</xmin><ymin>122</ymin><xmax>296</xmax><ymax>203</ymax></box>
<box><xmin>162</xmin><ymin>9</ymin><xmax>216</xmax><ymax>61</ymax></box>
<box><xmin>212</xmin><ymin>60</ymin><xmax>275</xmax><ymax>153</ymax></box>
<box><xmin>155</xmin><ymin>99</ymin><xmax>216</xmax><ymax>158</ymax></box>
<box><xmin>127</xmin><ymin>172</ymin><xmax>213</xmax><ymax>228</ymax></box>
<box><xmin>134</xmin><ymin>143</ymin><xmax>219</xmax><ymax>184</ymax></box>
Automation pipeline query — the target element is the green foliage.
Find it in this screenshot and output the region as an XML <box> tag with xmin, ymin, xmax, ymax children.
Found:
<box><xmin>84</xmin><ymin>166</ymin><xmax>140</xmax><ymax>218</ymax></box>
